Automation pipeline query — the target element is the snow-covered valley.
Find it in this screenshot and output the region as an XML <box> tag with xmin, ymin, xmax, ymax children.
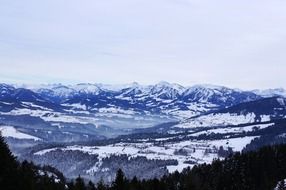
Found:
<box><xmin>1</xmin><ymin>82</ymin><xmax>286</xmax><ymax>182</ymax></box>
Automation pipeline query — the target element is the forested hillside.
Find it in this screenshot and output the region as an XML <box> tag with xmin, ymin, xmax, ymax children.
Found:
<box><xmin>2</xmin><ymin>133</ymin><xmax>286</xmax><ymax>190</ymax></box>
<box><xmin>0</xmin><ymin>134</ymin><xmax>66</xmax><ymax>190</ymax></box>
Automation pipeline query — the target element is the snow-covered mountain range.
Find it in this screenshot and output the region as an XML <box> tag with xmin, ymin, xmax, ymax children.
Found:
<box><xmin>3</xmin><ymin>82</ymin><xmax>263</xmax><ymax>116</ymax></box>
<box><xmin>1</xmin><ymin>82</ymin><xmax>286</xmax><ymax>182</ymax></box>
<box><xmin>0</xmin><ymin>82</ymin><xmax>285</xmax><ymax>145</ymax></box>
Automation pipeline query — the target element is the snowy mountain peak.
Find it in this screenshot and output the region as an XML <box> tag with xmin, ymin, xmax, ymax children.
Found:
<box><xmin>155</xmin><ymin>81</ymin><xmax>184</xmax><ymax>90</ymax></box>
<box><xmin>191</xmin><ymin>84</ymin><xmax>228</xmax><ymax>90</ymax></box>
<box><xmin>73</xmin><ymin>83</ymin><xmax>101</xmax><ymax>94</ymax></box>
<box><xmin>182</xmin><ymin>85</ymin><xmax>227</xmax><ymax>100</ymax></box>
<box><xmin>95</xmin><ymin>82</ymin><xmax>144</xmax><ymax>92</ymax></box>
<box><xmin>253</xmin><ymin>88</ymin><xmax>286</xmax><ymax>98</ymax></box>
<box><xmin>0</xmin><ymin>84</ymin><xmax>15</xmax><ymax>97</ymax></box>
<box><xmin>148</xmin><ymin>82</ymin><xmax>185</xmax><ymax>99</ymax></box>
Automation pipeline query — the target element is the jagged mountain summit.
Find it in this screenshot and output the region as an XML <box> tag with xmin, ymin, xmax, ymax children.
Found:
<box><xmin>7</xmin><ymin>82</ymin><xmax>263</xmax><ymax>114</ymax></box>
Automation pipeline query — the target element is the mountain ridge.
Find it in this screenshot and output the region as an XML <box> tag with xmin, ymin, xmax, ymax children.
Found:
<box><xmin>1</xmin><ymin>82</ymin><xmax>285</xmax><ymax>143</ymax></box>
<box><xmin>1</xmin><ymin>82</ymin><xmax>264</xmax><ymax>118</ymax></box>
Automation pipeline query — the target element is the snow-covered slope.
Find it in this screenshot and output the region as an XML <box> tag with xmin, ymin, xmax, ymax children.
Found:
<box><xmin>32</xmin><ymin>136</ymin><xmax>256</xmax><ymax>175</ymax></box>
<box><xmin>174</xmin><ymin>97</ymin><xmax>286</xmax><ymax>129</ymax></box>
<box><xmin>0</xmin><ymin>126</ymin><xmax>41</xmax><ymax>140</ymax></box>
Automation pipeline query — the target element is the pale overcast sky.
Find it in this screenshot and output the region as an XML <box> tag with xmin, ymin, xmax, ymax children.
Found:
<box><xmin>0</xmin><ymin>0</ymin><xmax>285</xmax><ymax>89</ymax></box>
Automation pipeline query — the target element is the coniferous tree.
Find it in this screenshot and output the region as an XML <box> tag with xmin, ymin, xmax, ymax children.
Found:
<box><xmin>130</xmin><ymin>176</ymin><xmax>141</xmax><ymax>190</ymax></box>
<box><xmin>0</xmin><ymin>134</ymin><xmax>66</xmax><ymax>190</ymax></box>
<box><xmin>112</xmin><ymin>169</ymin><xmax>127</xmax><ymax>190</ymax></box>
<box><xmin>0</xmin><ymin>134</ymin><xmax>19</xmax><ymax>190</ymax></box>
<box><xmin>73</xmin><ymin>175</ymin><xmax>86</xmax><ymax>190</ymax></box>
<box><xmin>277</xmin><ymin>180</ymin><xmax>286</xmax><ymax>190</ymax></box>
<box><xmin>87</xmin><ymin>181</ymin><xmax>96</xmax><ymax>190</ymax></box>
<box><xmin>97</xmin><ymin>179</ymin><xmax>108</xmax><ymax>190</ymax></box>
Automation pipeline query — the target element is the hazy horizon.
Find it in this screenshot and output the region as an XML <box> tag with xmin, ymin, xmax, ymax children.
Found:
<box><xmin>2</xmin><ymin>80</ymin><xmax>285</xmax><ymax>91</ymax></box>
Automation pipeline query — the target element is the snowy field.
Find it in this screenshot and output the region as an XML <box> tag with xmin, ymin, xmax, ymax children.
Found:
<box><xmin>175</xmin><ymin>113</ymin><xmax>272</xmax><ymax>128</ymax></box>
<box><xmin>34</xmin><ymin>136</ymin><xmax>257</xmax><ymax>174</ymax></box>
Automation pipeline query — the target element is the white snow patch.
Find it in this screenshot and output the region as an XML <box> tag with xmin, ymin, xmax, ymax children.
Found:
<box><xmin>189</xmin><ymin>123</ymin><xmax>274</xmax><ymax>136</ymax></box>
<box><xmin>175</xmin><ymin>113</ymin><xmax>259</xmax><ymax>128</ymax></box>
<box><xmin>0</xmin><ymin>126</ymin><xmax>41</xmax><ymax>141</ymax></box>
